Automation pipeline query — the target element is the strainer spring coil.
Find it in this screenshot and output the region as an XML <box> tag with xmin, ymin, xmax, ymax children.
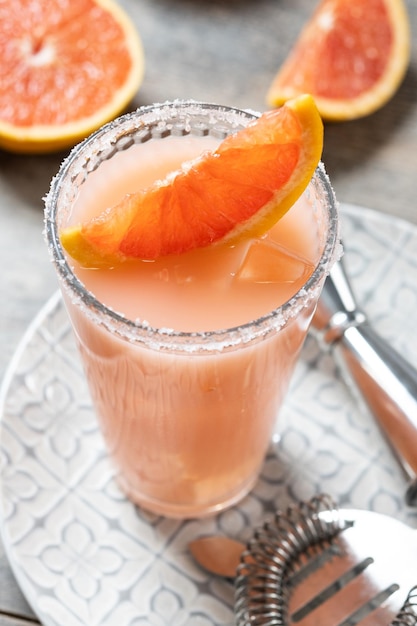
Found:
<box><xmin>234</xmin><ymin>494</ymin><xmax>417</xmax><ymax>626</ymax></box>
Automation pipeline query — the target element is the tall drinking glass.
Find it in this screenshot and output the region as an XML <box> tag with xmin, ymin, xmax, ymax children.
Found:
<box><xmin>44</xmin><ymin>101</ymin><xmax>339</xmax><ymax>518</ymax></box>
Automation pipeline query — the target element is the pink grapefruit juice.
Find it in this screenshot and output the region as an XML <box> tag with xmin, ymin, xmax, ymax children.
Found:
<box><xmin>45</xmin><ymin>102</ymin><xmax>338</xmax><ymax>518</ymax></box>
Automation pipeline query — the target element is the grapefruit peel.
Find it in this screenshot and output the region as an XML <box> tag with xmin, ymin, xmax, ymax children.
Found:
<box><xmin>267</xmin><ymin>0</ymin><xmax>410</xmax><ymax>121</ymax></box>
<box><xmin>60</xmin><ymin>94</ymin><xmax>323</xmax><ymax>267</ymax></box>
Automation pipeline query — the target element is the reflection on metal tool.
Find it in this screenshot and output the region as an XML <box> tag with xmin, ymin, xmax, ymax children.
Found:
<box><xmin>312</xmin><ymin>257</ymin><xmax>417</xmax><ymax>505</ymax></box>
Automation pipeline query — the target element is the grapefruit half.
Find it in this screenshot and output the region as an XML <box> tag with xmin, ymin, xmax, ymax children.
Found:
<box><xmin>0</xmin><ymin>0</ymin><xmax>144</xmax><ymax>153</ymax></box>
<box><xmin>267</xmin><ymin>0</ymin><xmax>410</xmax><ymax>121</ymax></box>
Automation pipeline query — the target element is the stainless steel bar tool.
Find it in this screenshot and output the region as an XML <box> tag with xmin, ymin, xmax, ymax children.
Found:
<box><xmin>191</xmin><ymin>497</ymin><xmax>417</xmax><ymax>624</ymax></box>
<box><xmin>312</xmin><ymin>257</ymin><xmax>417</xmax><ymax>504</ymax></box>
<box><xmin>234</xmin><ymin>494</ymin><xmax>417</xmax><ymax>626</ymax></box>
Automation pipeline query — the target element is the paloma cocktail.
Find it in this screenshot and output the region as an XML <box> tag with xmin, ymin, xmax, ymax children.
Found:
<box><xmin>45</xmin><ymin>101</ymin><xmax>339</xmax><ymax>518</ymax></box>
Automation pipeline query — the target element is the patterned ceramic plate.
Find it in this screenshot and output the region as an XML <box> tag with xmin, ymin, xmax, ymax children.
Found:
<box><xmin>1</xmin><ymin>204</ymin><xmax>417</xmax><ymax>626</ymax></box>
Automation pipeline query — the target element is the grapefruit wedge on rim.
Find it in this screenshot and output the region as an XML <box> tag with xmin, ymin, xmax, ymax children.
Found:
<box><xmin>267</xmin><ymin>0</ymin><xmax>410</xmax><ymax>121</ymax></box>
<box><xmin>60</xmin><ymin>94</ymin><xmax>323</xmax><ymax>267</ymax></box>
<box><xmin>0</xmin><ymin>0</ymin><xmax>144</xmax><ymax>154</ymax></box>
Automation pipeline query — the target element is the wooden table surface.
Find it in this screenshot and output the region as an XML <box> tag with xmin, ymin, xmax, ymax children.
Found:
<box><xmin>1</xmin><ymin>0</ymin><xmax>416</xmax><ymax>623</ymax></box>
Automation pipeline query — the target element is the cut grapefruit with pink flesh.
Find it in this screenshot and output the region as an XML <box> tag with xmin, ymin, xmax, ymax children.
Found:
<box><xmin>0</xmin><ymin>0</ymin><xmax>144</xmax><ymax>153</ymax></box>
<box><xmin>267</xmin><ymin>0</ymin><xmax>410</xmax><ymax>121</ymax></box>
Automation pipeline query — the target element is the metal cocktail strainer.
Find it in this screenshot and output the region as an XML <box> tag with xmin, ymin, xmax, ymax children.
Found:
<box><xmin>234</xmin><ymin>494</ymin><xmax>417</xmax><ymax>626</ymax></box>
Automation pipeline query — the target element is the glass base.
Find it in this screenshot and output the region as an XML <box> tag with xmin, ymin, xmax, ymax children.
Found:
<box><xmin>116</xmin><ymin>472</ymin><xmax>260</xmax><ymax>519</ymax></box>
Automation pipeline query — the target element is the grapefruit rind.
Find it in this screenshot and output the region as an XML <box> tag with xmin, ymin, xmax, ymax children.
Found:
<box><xmin>60</xmin><ymin>226</ymin><xmax>125</xmax><ymax>269</ymax></box>
<box><xmin>0</xmin><ymin>0</ymin><xmax>145</xmax><ymax>154</ymax></box>
<box><xmin>267</xmin><ymin>0</ymin><xmax>410</xmax><ymax>121</ymax></box>
<box><xmin>224</xmin><ymin>95</ymin><xmax>323</xmax><ymax>245</ymax></box>
<box><xmin>60</xmin><ymin>95</ymin><xmax>323</xmax><ymax>267</ymax></box>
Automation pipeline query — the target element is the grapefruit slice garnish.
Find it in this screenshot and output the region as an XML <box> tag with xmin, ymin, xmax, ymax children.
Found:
<box><xmin>0</xmin><ymin>0</ymin><xmax>144</xmax><ymax>154</ymax></box>
<box><xmin>267</xmin><ymin>0</ymin><xmax>410</xmax><ymax>121</ymax></box>
<box><xmin>60</xmin><ymin>94</ymin><xmax>323</xmax><ymax>267</ymax></box>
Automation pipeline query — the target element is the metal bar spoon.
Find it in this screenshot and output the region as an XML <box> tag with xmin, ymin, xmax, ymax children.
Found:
<box><xmin>311</xmin><ymin>255</ymin><xmax>417</xmax><ymax>504</ymax></box>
